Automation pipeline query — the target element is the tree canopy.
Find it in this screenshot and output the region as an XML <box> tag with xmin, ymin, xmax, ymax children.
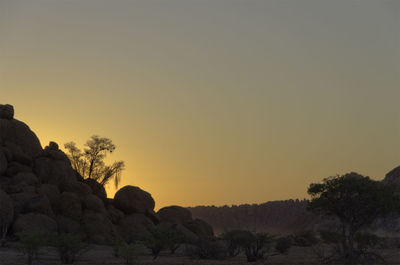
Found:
<box><xmin>64</xmin><ymin>135</ymin><xmax>125</xmax><ymax>188</ymax></box>
<box><xmin>307</xmin><ymin>172</ymin><xmax>400</xmax><ymax>265</ymax></box>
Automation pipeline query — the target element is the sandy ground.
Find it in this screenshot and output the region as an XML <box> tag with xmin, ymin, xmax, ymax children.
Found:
<box><xmin>0</xmin><ymin>245</ymin><xmax>399</xmax><ymax>265</ymax></box>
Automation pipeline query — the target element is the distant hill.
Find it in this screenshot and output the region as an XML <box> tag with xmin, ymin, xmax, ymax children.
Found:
<box><xmin>188</xmin><ymin>199</ymin><xmax>317</xmax><ymax>235</ymax></box>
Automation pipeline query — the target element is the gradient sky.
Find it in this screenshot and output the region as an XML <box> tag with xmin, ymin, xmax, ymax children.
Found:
<box><xmin>1</xmin><ymin>0</ymin><xmax>399</xmax><ymax>209</ymax></box>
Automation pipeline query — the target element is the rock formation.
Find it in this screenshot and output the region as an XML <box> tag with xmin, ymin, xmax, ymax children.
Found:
<box><xmin>0</xmin><ymin>104</ymin><xmax>214</xmax><ymax>245</ymax></box>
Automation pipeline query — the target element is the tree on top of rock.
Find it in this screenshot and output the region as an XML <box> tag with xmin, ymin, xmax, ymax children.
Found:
<box><xmin>64</xmin><ymin>135</ymin><xmax>125</xmax><ymax>188</ymax></box>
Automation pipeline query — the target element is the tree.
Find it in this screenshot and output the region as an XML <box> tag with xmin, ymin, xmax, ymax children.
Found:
<box><xmin>307</xmin><ymin>172</ymin><xmax>400</xmax><ymax>265</ymax></box>
<box><xmin>64</xmin><ymin>135</ymin><xmax>125</xmax><ymax>188</ymax></box>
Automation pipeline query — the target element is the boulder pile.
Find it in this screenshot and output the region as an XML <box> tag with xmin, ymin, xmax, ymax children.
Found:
<box><xmin>0</xmin><ymin>104</ymin><xmax>214</xmax><ymax>244</ymax></box>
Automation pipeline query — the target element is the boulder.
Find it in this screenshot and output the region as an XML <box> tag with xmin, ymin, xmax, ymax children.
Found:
<box><xmin>84</xmin><ymin>178</ymin><xmax>107</xmax><ymax>201</ymax></box>
<box><xmin>34</xmin><ymin>157</ymin><xmax>76</xmax><ymax>187</ymax></box>
<box><xmin>22</xmin><ymin>195</ymin><xmax>54</xmax><ymax>217</ymax></box>
<box><xmin>0</xmin><ymin>104</ymin><xmax>14</xmax><ymax>120</ymax></box>
<box><xmin>37</xmin><ymin>184</ymin><xmax>60</xmax><ymax>211</ymax></box>
<box><xmin>114</xmin><ymin>186</ymin><xmax>155</xmax><ymax>214</ymax></box>
<box><xmin>0</xmin><ymin>148</ymin><xmax>7</xmax><ymax>175</ymax></box>
<box><xmin>56</xmin><ymin>215</ymin><xmax>81</xmax><ymax>234</ymax></box>
<box><xmin>12</xmin><ymin>172</ymin><xmax>38</xmax><ymax>186</ymax></box>
<box><xmin>6</xmin><ymin>161</ymin><xmax>32</xmax><ymax>177</ymax></box>
<box><xmin>81</xmin><ymin>211</ymin><xmax>114</xmax><ymax>244</ymax></box>
<box><xmin>184</xmin><ymin>218</ymin><xmax>214</xmax><ymax>238</ymax></box>
<box><xmin>13</xmin><ymin>213</ymin><xmax>57</xmax><ymax>235</ymax></box>
<box><xmin>61</xmin><ymin>181</ymin><xmax>92</xmax><ymax>197</ymax></box>
<box><xmin>117</xmin><ymin>213</ymin><xmax>155</xmax><ymax>242</ymax></box>
<box><xmin>157</xmin><ymin>205</ymin><xmax>192</xmax><ymax>224</ymax></box>
<box><xmin>107</xmin><ymin>204</ymin><xmax>125</xmax><ymax>224</ymax></box>
<box><xmin>41</xmin><ymin>142</ymin><xmax>70</xmax><ymax>162</ymax></box>
<box><xmin>0</xmin><ymin>189</ymin><xmax>14</xmax><ymax>235</ymax></box>
<box><xmin>59</xmin><ymin>192</ymin><xmax>82</xmax><ymax>221</ymax></box>
<box><xmin>9</xmin><ymin>186</ymin><xmax>37</xmax><ymax>214</ymax></box>
<box><xmin>0</xmin><ymin>117</ymin><xmax>42</xmax><ymax>159</ymax></box>
<box><xmin>82</xmin><ymin>194</ymin><xmax>106</xmax><ymax>213</ymax></box>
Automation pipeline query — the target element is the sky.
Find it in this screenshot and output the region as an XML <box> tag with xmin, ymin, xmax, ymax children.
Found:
<box><xmin>1</xmin><ymin>0</ymin><xmax>399</xmax><ymax>209</ymax></box>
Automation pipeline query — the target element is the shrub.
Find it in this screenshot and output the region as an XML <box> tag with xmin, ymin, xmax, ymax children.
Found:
<box><xmin>240</xmin><ymin>231</ymin><xmax>274</xmax><ymax>262</ymax></box>
<box><xmin>292</xmin><ymin>230</ymin><xmax>319</xmax><ymax>246</ymax></box>
<box><xmin>17</xmin><ymin>232</ymin><xmax>48</xmax><ymax>265</ymax></box>
<box><xmin>275</xmin><ymin>237</ymin><xmax>292</xmax><ymax>254</ymax></box>
<box><xmin>221</xmin><ymin>229</ymin><xmax>248</xmax><ymax>257</ymax></box>
<box><xmin>51</xmin><ymin>234</ymin><xmax>89</xmax><ymax>264</ymax></box>
<box><xmin>118</xmin><ymin>242</ymin><xmax>142</xmax><ymax>265</ymax></box>
<box><xmin>185</xmin><ymin>239</ymin><xmax>227</xmax><ymax>260</ymax></box>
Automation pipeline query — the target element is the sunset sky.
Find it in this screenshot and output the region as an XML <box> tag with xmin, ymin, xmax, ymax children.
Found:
<box><xmin>1</xmin><ymin>0</ymin><xmax>399</xmax><ymax>209</ymax></box>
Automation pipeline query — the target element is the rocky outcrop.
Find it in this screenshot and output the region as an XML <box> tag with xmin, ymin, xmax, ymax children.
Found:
<box><xmin>0</xmin><ymin>104</ymin><xmax>216</xmax><ymax>245</ymax></box>
<box><xmin>114</xmin><ymin>185</ymin><xmax>155</xmax><ymax>214</ymax></box>
<box><xmin>157</xmin><ymin>205</ymin><xmax>214</xmax><ymax>242</ymax></box>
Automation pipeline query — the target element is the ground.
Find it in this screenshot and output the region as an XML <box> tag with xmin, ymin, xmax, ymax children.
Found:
<box><xmin>0</xmin><ymin>245</ymin><xmax>399</xmax><ymax>265</ymax></box>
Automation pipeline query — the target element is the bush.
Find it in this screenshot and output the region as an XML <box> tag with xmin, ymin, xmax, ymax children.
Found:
<box><xmin>319</xmin><ymin>230</ymin><xmax>341</xmax><ymax>245</ymax></box>
<box><xmin>275</xmin><ymin>237</ymin><xmax>292</xmax><ymax>254</ymax></box>
<box><xmin>17</xmin><ymin>232</ymin><xmax>48</xmax><ymax>265</ymax></box>
<box><xmin>51</xmin><ymin>234</ymin><xmax>89</xmax><ymax>264</ymax></box>
<box><xmin>118</xmin><ymin>242</ymin><xmax>142</xmax><ymax>265</ymax></box>
<box><xmin>292</xmin><ymin>230</ymin><xmax>319</xmax><ymax>246</ymax></box>
<box><xmin>221</xmin><ymin>229</ymin><xmax>248</xmax><ymax>257</ymax></box>
<box><xmin>240</xmin><ymin>231</ymin><xmax>274</xmax><ymax>262</ymax></box>
<box><xmin>144</xmin><ymin>225</ymin><xmax>187</xmax><ymax>259</ymax></box>
<box><xmin>185</xmin><ymin>239</ymin><xmax>227</xmax><ymax>260</ymax></box>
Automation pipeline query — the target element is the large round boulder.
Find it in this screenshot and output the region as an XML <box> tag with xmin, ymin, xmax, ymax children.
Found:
<box><xmin>58</xmin><ymin>192</ymin><xmax>82</xmax><ymax>221</ymax></box>
<box><xmin>81</xmin><ymin>211</ymin><xmax>114</xmax><ymax>245</ymax></box>
<box><xmin>114</xmin><ymin>186</ymin><xmax>155</xmax><ymax>214</ymax></box>
<box><xmin>157</xmin><ymin>205</ymin><xmax>192</xmax><ymax>224</ymax></box>
<box><xmin>22</xmin><ymin>195</ymin><xmax>54</xmax><ymax>217</ymax></box>
<box><xmin>34</xmin><ymin>157</ymin><xmax>76</xmax><ymax>187</ymax></box>
<box><xmin>184</xmin><ymin>218</ymin><xmax>214</xmax><ymax>238</ymax></box>
<box><xmin>0</xmin><ymin>104</ymin><xmax>14</xmax><ymax>120</ymax></box>
<box><xmin>117</xmin><ymin>213</ymin><xmax>155</xmax><ymax>242</ymax></box>
<box><xmin>13</xmin><ymin>213</ymin><xmax>57</xmax><ymax>234</ymax></box>
<box><xmin>37</xmin><ymin>184</ymin><xmax>60</xmax><ymax>211</ymax></box>
<box><xmin>82</xmin><ymin>194</ymin><xmax>106</xmax><ymax>213</ymax></box>
<box><xmin>0</xmin><ymin>114</ymin><xmax>42</xmax><ymax>159</ymax></box>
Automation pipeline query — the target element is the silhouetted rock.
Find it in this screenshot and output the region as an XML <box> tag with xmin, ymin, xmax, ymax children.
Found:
<box><xmin>117</xmin><ymin>213</ymin><xmax>155</xmax><ymax>242</ymax></box>
<box><xmin>114</xmin><ymin>185</ymin><xmax>155</xmax><ymax>214</ymax></box>
<box><xmin>82</xmin><ymin>194</ymin><xmax>106</xmax><ymax>213</ymax></box>
<box><xmin>185</xmin><ymin>218</ymin><xmax>214</xmax><ymax>238</ymax></box>
<box><xmin>157</xmin><ymin>205</ymin><xmax>192</xmax><ymax>224</ymax></box>
<box><xmin>37</xmin><ymin>184</ymin><xmax>60</xmax><ymax>211</ymax></box>
<box><xmin>383</xmin><ymin>166</ymin><xmax>400</xmax><ymax>193</ymax></box>
<box><xmin>0</xmin><ymin>148</ymin><xmax>7</xmax><ymax>175</ymax></box>
<box><xmin>11</xmin><ymin>172</ymin><xmax>38</xmax><ymax>186</ymax></box>
<box><xmin>6</xmin><ymin>161</ymin><xmax>32</xmax><ymax>177</ymax></box>
<box><xmin>56</xmin><ymin>215</ymin><xmax>81</xmax><ymax>234</ymax></box>
<box><xmin>22</xmin><ymin>195</ymin><xmax>53</xmax><ymax>217</ymax></box>
<box><xmin>81</xmin><ymin>210</ymin><xmax>114</xmax><ymax>244</ymax></box>
<box><xmin>13</xmin><ymin>213</ymin><xmax>57</xmax><ymax>234</ymax></box>
<box><xmin>0</xmin><ymin>104</ymin><xmax>14</xmax><ymax>120</ymax></box>
<box><xmin>59</xmin><ymin>192</ymin><xmax>82</xmax><ymax>221</ymax></box>
<box><xmin>84</xmin><ymin>178</ymin><xmax>107</xmax><ymax>201</ymax></box>
<box><xmin>34</xmin><ymin>157</ymin><xmax>76</xmax><ymax>187</ymax></box>
<box><xmin>107</xmin><ymin>204</ymin><xmax>125</xmax><ymax>224</ymax></box>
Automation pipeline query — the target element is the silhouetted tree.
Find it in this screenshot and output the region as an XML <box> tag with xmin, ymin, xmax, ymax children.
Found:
<box><xmin>307</xmin><ymin>172</ymin><xmax>400</xmax><ymax>265</ymax></box>
<box><xmin>64</xmin><ymin>135</ymin><xmax>125</xmax><ymax>188</ymax></box>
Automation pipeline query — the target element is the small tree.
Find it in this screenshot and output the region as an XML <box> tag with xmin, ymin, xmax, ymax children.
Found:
<box><xmin>221</xmin><ymin>229</ymin><xmax>250</xmax><ymax>257</ymax></box>
<box><xmin>17</xmin><ymin>232</ymin><xmax>47</xmax><ymax>265</ymax></box>
<box><xmin>275</xmin><ymin>237</ymin><xmax>292</xmax><ymax>255</ymax></box>
<box><xmin>308</xmin><ymin>172</ymin><xmax>400</xmax><ymax>265</ymax></box>
<box><xmin>51</xmin><ymin>234</ymin><xmax>89</xmax><ymax>264</ymax></box>
<box><xmin>64</xmin><ymin>135</ymin><xmax>125</xmax><ymax>188</ymax></box>
<box><xmin>239</xmin><ymin>231</ymin><xmax>274</xmax><ymax>262</ymax></box>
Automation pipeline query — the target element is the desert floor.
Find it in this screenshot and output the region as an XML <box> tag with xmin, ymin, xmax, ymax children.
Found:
<box><xmin>1</xmin><ymin>245</ymin><xmax>399</xmax><ymax>265</ymax></box>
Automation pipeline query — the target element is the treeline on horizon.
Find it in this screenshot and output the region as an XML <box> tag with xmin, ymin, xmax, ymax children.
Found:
<box><xmin>188</xmin><ymin>199</ymin><xmax>315</xmax><ymax>235</ymax></box>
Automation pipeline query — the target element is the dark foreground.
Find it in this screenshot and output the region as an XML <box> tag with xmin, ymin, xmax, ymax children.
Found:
<box><xmin>1</xmin><ymin>245</ymin><xmax>400</xmax><ymax>265</ymax></box>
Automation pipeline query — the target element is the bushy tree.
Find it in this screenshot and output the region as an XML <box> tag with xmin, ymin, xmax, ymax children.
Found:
<box><xmin>17</xmin><ymin>232</ymin><xmax>47</xmax><ymax>265</ymax></box>
<box><xmin>144</xmin><ymin>225</ymin><xmax>186</xmax><ymax>259</ymax></box>
<box><xmin>308</xmin><ymin>172</ymin><xmax>400</xmax><ymax>265</ymax></box>
<box><xmin>221</xmin><ymin>229</ymin><xmax>250</xmax><ymax>257</ymax></box>
<box><xmin>275</xmin><ymin>237</ymin><xmax>292</xmax><ymax>255</ymax></box>
<box><xmin>64</xmin><ymin>135</ymin><xmax>125</xmax><ymax>188</ymax></box>
<box><xmin>51</xmin><ymin>234</ymin><xmax>89</xmax><ymax>264</ymax></box>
